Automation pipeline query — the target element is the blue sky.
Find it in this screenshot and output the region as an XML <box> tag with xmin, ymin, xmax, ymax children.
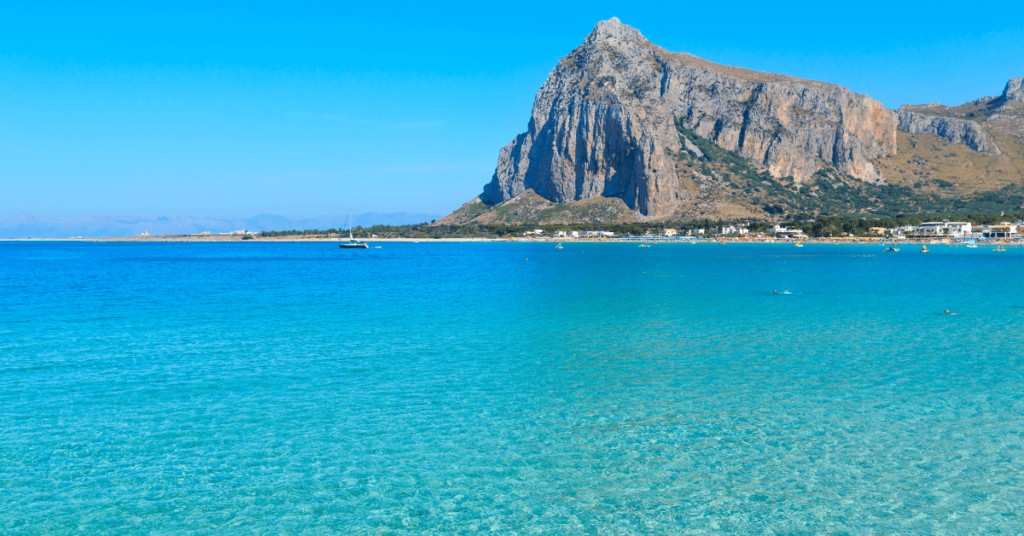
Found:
<box><xmin>2</xmin><ymin>1</ymin><xmax>1023</xmax><ymax>218</ymax></box>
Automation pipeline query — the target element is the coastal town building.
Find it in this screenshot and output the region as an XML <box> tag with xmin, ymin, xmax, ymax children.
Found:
<box><xmin>719</xmin><ymin>226</ymin><xmax>749</xmax><ymax>235</ymax></box>
<box><xmin>661</xmin><ymin>228</ymin><xmax>678</xmax><ymax>237</ymax></box>
<box><xmin>946</xmin><ymin>222</ymin><xmax>972</xmax><ymax>237</ymax></box>
<box><xmin>982</xmin><ymin>223</ymin><xmax>1018</xmax><ymax>238</ymax></box>
<box><xmin>894</xmin><ymin>225</ymin><xmax>916</xmax><ymax>239</ymax></box>
<box><xmin>917</xmin><ymin>220</ymin><xmax>972</xmax><ymax>237</ymax></box>
<box><xmin>769</xmin><ymin>225</ymin><xmax>807</xmax><ymax>239</ymax></box>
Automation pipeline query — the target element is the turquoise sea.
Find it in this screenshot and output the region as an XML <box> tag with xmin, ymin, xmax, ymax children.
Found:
<box><xmin>2</xmin><ymin>241</ymin><xmax>1024</xmax><ymax>534</ymax></box>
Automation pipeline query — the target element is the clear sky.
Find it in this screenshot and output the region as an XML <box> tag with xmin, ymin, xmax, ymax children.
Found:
<box><xmin>2</xmin><ymin>0</ymin><xmax>1023</xmax><ymax>218</ymax></box>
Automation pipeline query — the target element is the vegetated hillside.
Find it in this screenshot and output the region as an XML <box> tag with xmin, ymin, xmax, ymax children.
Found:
<box><xmin>439</xmin><ymin>192</ymin><xmax>641</xmax><ymax>226</ymax></box>
<box><xmin>440</xmin><ymin>18</ymin><xmax>1024</xmax><ymax>225</ymax></box>
<box><xmin>669</xmin><ymin>122</ymin><xmax>1024</xmax><ymax>219</ymax></box>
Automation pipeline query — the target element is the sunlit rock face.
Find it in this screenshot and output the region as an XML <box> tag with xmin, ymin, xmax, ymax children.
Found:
<box><xmin>481</xmin><ymin>18</ymin><xmax>898</xmax><ymax>217</ymax></box>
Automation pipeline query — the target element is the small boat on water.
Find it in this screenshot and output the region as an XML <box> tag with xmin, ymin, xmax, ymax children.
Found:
<box><xmin>639</xmin><ymin>243</ymin><xmax>651</xmax><ymax>248</ymax></box>
<box><xmin>338</xmin><ymin>211</ymin><xmax>370</xmax><ymax>249</ymax></box>
<box><xmin>921</xmin><ymin>245</ymin><xmax>930</xmax><ymax>253</ymax></box>
<box><xmin>795</xmin><ymin>242</ymin><xmax>804</xmax><ymax>248</ymax></box>
<box><xmin>339</xmin><ymin>241</ymin><xmax>369</xmax><ymax>249</ymax></box>
<box><xmin>555</xmin><ymin>243</ymin><xmax>563</xmax><ymax>249</ymax></box>
<box><xmin>884</xmin><ymin>246</ymin><xmax>900</xmax><ymax>252</ymax></box>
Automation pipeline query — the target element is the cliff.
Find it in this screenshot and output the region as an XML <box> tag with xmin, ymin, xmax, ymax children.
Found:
<box><xmin>478</xmin><ymin>18</ymin><xmax>897</xmax><ymax>218</ymax></box>
<box><xmin>895</xmin><ymin>109</ymin><xmax>995</xmax><ymax>154</ymax></box>
<box><xmin>1004</xmin><ymin>77</ymin><xmax>1024</xmax><ymax>103</ymax></box>
<box><xmin>440</xmin><ymin>19</ymin><xmax>1024</xmax><ymax>225</ymax></box>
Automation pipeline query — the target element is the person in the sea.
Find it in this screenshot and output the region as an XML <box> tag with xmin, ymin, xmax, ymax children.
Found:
<box><xmin>944</xmin><ymin>310</ymin><xmax>962</xmax><ymax>315</ymax></box>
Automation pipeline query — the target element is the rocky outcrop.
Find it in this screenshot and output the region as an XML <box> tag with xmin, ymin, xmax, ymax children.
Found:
<box><xmin>480</xmin><ymin>18</ymin><xmax>897</xmax><ymax>218</ymax></box>
<box><xmin>1004</xmin><ymin>77</ymin><xmax>1024</xmax><ymax>103</ymax></box>
<box><xmin>462</xmin><ymin>19</ymin><xmax>1024</xmax><ymax>222</ymax></box>
<box><xmin>892</xmin><ymin>77</ymin><xmax>1024</xmax><ymax>153</ymax></box>
<box><xmin>896</xmin><ymin>109</ymin><xmax>996</xmax><ymax>154</ymax></box>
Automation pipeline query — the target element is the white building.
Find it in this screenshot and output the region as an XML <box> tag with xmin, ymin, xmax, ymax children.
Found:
<box><xmin>553</xmin><ymin>230</ymin><xmax>567</xmax><ymax>238</ymax></box>
<box><xmin>597</xmin><ymin>231</ymin><xmax>615</xmax><ymax>238</ymax></box>
<box><xmin>982</xmin><ymin>223</ymin><xmax>1018</xmax><ymax>238</ymax></box>
<box><xmin>570</xmin><ymin>231</ymin><xmax>580</xmax><ymax>238</ymax></box>
<box><xmin>946</xmin><ymin>222</ymin><xmax>972</xmax><ymax>237</ymax></box>
<box><xmin>919</xmin><ymin>222</ymin><xmax>947</xmax><ymax>235</ymax></box>
<box><xmin>769</xmin><ymin>225</ymin><xmax>806</xmax><ymax>238</ymax></box>
<box><xmin>721</xmin><ymin>225</ymin><xmax>748</xmax><ymax>235</ymax></box>
<box><xmin>661</xmin><ymin>228</ymin><xmax>678</xmax><ymax>237</ymax></box>
<box><xmin>919</xmin><ymin>220</ymin><xmax>973</xmax><ymax>237</ymax></box>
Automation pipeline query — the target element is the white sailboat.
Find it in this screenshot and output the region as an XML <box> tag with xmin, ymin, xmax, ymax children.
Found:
<box><xmin>339</xmin><ymin>210</ymin><xmax>369</xmax><ymax>249</ymax></box>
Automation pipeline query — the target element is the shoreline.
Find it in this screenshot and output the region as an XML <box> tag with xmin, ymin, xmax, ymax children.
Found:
<box><xmin>2</xmin><ymin>236</ymin><xmax>1021</xmax><ymax>245</ymax></box>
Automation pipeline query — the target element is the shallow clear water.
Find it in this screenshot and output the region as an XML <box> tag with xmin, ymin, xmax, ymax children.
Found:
<box><xmin>2</xmin><ymin>241</ymin><xmax>1024</xmax><ymax>534</ymax></box>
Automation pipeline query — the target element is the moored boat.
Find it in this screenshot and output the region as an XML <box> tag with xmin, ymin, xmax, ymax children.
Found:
<box><xmin>338</xmin><ymin>210</ymin><xmax>370</xmax><ymax>249</ymax></box>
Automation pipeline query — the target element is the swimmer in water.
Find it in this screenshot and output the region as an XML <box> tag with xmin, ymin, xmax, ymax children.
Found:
<box><xmin>774</xmin><ymin>290</ymin><xmax>779</xmax><ymax>294</ymax></box>
<box><xmin>944</xmin><ymin>310</ymin><xmax>961</xmax><ymax>315</ymax></box>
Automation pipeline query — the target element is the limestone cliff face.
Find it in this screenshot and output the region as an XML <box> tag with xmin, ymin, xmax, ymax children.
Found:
<box><xmin>481</xmin><ymin>18</ymin><xmax>898</xmax><ymax>217</ymax></box>
<box><xmin>894</xmin><ymin>77</ymin><xmax>1024</xmax><ymax>154</ymax></box>
<box><xmin>896</xmin><ymin>109</ymin><xmax>995</xmax><ymax>154</ymax></box>
<box><xmin>1004</xmin><ymin>77</ymin><xmax>1024</xmax><ymax>103</ymax></box>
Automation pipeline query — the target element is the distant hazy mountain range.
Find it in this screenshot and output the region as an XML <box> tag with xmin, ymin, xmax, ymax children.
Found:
<box><xmin>0</xmin><ymin>212</ymin><xmax>442</xmax><ymax>238</ymax></box>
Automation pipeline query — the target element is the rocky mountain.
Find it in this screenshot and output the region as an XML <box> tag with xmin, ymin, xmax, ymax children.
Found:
<box><xmin>441</xmin><ymin>19</ymin><xmax>1024</xmax><ymax>225</ymax></box>
<box><xmin>895</xmin><ymin>77</ymin><xmax>1024</xmax><ymax>155</ymax></box>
